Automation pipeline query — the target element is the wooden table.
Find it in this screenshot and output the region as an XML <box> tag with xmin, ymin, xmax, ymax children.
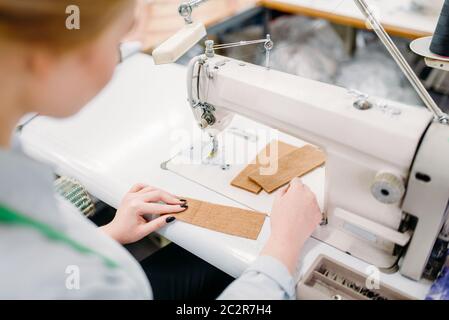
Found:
<box><xmin>125</xmin><ymin>0</ymin><xmax>259</xmax><ymax>52</ymax></box>
<box><xmin>261</xmin><ymin>0</ymin><xmax>441</xmax><ymax>39</ymax></box>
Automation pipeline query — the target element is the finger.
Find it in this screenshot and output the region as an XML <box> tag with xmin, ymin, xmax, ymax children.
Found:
<box><xmin>302</xmin><ymin>183</ymin><xmax>313</xmax><ymax>194</ymax></box>
<box><xmin>129</xmin><ymin>183</ymin><xmax>148</xmax><ymax>193</ymax></box>
<box><xmin>290</xmin><ymin>177</ymin><xmax>304</xmax><ymax>189</ymax></box>
<box><xmin>139</xmin><ymin>215</ymin><xmax>177</xmax><ymax>235</ymax></box>
<box><xmin>141</xmin><ymin>190</ymin><xmax>186</xmax><ymax>205</ymax></box>
<box><xmin>138</xmin><ymin>202</ymin><xmax>187</xmax><ymax>215</ymax></box>
<box><xmin>137</xmin><ymin>185</ymin><xmax>157</xmax><ymax>194</ymax></box>
<box><xmin>150</xmin><ymin>187</ymin><xmax>179</xmax><ymax>199</ymax></box>
<box><xmin>276</xmin><ymin>184</ymin><xmax>290</xmax><ymax>199</ymax></box>
<box><xmin>298</xmin><ymin>183</ymin><xmax>316</xmax><ymax>200</ymax></box>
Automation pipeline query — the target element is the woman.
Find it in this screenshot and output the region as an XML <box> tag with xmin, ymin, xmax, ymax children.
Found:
<box><xmin>0</xmin><ymin>0</ymin><xmax>322</xmax><ymax>299</ymax></box>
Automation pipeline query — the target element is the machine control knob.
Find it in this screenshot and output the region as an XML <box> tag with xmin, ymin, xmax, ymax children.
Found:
<box><xmin>202</xmin><ymin>111</ymin><xmax>216</xmax><ymax>127</ymax></box>
<box><xmin>198</xmin><ymin>119</ymin><xmax>208</xmax><ymax>129</ymax></box>
<box><xmin>353</xmin><ymin>98</ymin><xmax>373</xmax><ymax>110</ymax></box>
<box><xmin>371</xmin><ymin>172</ymin><xmax>405</xmax><ymax>204</ymax></box>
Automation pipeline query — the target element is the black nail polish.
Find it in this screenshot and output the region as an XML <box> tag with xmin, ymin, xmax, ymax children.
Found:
<box><xmin>166</xmin><ymin>216</ymin><xmax>176</xmax><ymax>223</ymax></box>
<box><xmin>180</xmin><ymin>199</ymin><xmax>187</xmax><ymax>203</ymax></box>
<box><xmin>181</xmin><ymin>204</ymin><xmax>188</xmax><ymax>209</ymax></box>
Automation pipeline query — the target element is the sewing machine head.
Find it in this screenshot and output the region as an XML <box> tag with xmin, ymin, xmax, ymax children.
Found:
<box><xmin>185</xmin><ymin>41</ymin><xmax>449</xmax><ymax>281</ymax></box>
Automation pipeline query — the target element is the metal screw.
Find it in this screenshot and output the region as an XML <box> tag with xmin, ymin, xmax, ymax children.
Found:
<box><xmin>354</xmin><ymin>99</ymin><xmax>373</xmax><ymax>110</ymax></box>
<box><xmin>178</xmin><ymin>3</ymin><xmax>193</xmax><ymax>24</ymax></box>
<box><xmin>205</xmin><ymin>40</ymin><xmax>215</xmax><ymax>58</ymax></box>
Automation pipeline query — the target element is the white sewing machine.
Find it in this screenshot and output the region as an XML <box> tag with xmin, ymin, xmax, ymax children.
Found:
<box><xmin>166</xmin><ymin>0</ymin><xmax>449</xmax><ymax>284</ymax></box>
<box><xmin>185</xmin><ymin>49</ymin><xmax>449</xmax><ymax>281</ymax></box>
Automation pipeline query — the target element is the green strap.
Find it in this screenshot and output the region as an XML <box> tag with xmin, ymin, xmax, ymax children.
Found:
<box><xmin>0</xmin><ymin>204</ymin><xmax>118</xmax><ymax>269</ymax></box>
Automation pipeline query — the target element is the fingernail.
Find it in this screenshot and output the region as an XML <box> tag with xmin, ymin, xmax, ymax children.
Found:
<box><xmin>181</xmin><ymin>203</ymin><xmax>188</xmax><ymax>209</ymax></box>
<box><xmin>166</xmin><ymin>216</ymin><xmax>176</xmax><ymax>223</ymax></box>
<box><xmin>180</xmin><ymin>199</ymin><xmax>187</xmax><ymax>203</ymax></box>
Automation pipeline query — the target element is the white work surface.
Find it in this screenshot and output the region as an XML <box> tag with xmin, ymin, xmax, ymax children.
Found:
<box><xmin>267</xmin><ymin>0</ymin><xmax>441</xmax><ymax>35</ymax></box>
<box><xmin>19</xmin><ymin>54</ymin><xmax>431</xmax><ymax>299</ymax></box>
<box><xmin>166</xmin><ymin>116</ymin><xmax>326</xmax><ymax>214</ymax></box>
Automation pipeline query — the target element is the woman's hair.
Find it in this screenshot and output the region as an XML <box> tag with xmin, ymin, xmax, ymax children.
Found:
<box><xmin>0</xmin><ymin>0</ymin><xmax>132</xmax><ymax>50</ymax></box>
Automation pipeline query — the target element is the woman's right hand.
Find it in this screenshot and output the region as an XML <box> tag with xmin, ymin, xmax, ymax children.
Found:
<box><xmin>261</xmin><ymin>177</ymin><xmax>322</xmax><ymax>274</ymax></box>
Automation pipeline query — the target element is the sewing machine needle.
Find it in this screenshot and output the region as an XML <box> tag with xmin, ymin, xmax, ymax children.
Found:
<box><xmin>207</xmin><ymin>135</ymin><xmax>219</xmax><ymax>159</ymax></box>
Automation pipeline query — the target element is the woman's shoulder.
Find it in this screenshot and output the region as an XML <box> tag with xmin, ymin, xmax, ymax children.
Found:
<box><xmin>0</xmin><ymin>219</ymin><xmax>151</xmax><ymax>299</ymax></box>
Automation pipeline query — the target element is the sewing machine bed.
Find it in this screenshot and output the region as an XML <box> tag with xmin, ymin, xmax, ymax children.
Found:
<box><xmin>164</xmin><ymin>116</ymin><xmax>325</xmax><ymax>214</ymax></box>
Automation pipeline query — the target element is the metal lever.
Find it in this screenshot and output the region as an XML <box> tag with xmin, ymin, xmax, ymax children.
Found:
<box><xmin>205</xmin><ymin>35</ymin><xmax>274</xmax><ymax>69</ymax></box>
<box><xmin>353</xmin><ymin>0</ymin><xmax>449</xmax><ymax>124</ymax></box>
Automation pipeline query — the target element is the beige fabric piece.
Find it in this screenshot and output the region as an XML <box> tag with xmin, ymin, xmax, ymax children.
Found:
<box><xmin>173</xmin><ymin>198</ymin><xmax>266</xmax><ymax>240</ymax></box>
<box><xmin>248</xmin><ymin>145</ymin><xmax>326</xmax><ymax>193</ymax></box>
<box><xmin>230</xmin><ymin>141</ymin><xmax>297</xmax><ymax>194</ymax></box>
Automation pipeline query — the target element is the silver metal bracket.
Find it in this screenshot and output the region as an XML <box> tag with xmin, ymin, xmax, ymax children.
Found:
<box><xmin>204</xmin><ymin>34</ymin><xmax>274</xmax><ymax>69</ymax></box>
<box><xmin>193</xmin><ymin>101</ymin><xmax>217</xmax><ymax>128</ymax></box>
<box><xmin>178</xmin><ymin>0</ymin><xmax>210</xmax><ymax>24</ymax></box>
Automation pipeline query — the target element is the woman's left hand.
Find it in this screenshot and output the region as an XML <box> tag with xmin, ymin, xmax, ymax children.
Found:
<box><xmin>100</xmin><ymin>183</ymin><xmax>187</xmax><ymax>244</ymax></box>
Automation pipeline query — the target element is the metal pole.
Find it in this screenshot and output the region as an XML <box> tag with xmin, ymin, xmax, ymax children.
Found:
<box><xmin>189</xmin><ymin>0</ymin><xmax>209</xmax><ymax>7</ymax></box>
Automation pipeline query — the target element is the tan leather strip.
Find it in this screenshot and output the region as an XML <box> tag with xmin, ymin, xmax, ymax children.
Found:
<box><xmin>173</xmin><ymin>198</ymin><xmax>266</xmax><ymax>240</ymax></box>
<box><xmin>248</xmin><ymin>145</ymin><xmax>326</xmax><ymax>193</ymax></box>
<box><xmin>230</xmin><ymin>141</ymin><xmax>297</xmax><ymax>194</ymax></box>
